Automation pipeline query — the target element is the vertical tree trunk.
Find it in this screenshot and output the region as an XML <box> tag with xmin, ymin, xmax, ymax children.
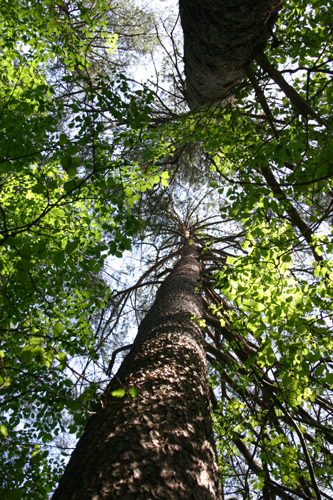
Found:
<box><xmin>179</xmin><ymin>0</ymin><xmax>284</xmax><ymax>108</ymax></box>
<box><xmin>53</xmin><ymin>241</ymin><xmax>222</xmax><ymax>500</ymax></box>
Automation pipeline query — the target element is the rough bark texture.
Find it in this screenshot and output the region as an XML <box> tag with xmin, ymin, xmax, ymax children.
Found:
<box><xmin>179</xmin><ymin>0</ymin><xmax>284</xmax><ymax>108</ymax></box>
<box><xmin>53</xmin><ymin>242</ymin><xmax>221</xmax><ymax>500</ymax></box>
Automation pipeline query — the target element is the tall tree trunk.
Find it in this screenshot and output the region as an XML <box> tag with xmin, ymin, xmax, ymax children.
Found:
<box><xmin>53</xmin><ymin>241</ymin><xmax>222</xmax><ymax>500</ymax></box>
<box><xmin>179</xmin><ymin>0</ymin><xmax>284</xmax><ymax>108</ymax></box>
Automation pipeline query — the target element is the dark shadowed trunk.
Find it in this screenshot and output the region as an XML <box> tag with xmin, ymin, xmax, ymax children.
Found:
<box><xmin>53</xmin><ymin>241</ymin><xmax>222</xmax><ymax>500</ymax></box>
<box><xmin>179</xmin><ymin>0</ymin><xmax>284</xmax><ymax>108</ymax></box>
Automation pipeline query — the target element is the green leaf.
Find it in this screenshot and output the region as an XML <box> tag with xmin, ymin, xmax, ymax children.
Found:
<box><xmin>252</xmin><ymin>301</ymin><xmax>265</xmax><ymax>312</ymax></box>
<box><xmin>57</xmin><ymin>352</ymin><xmax>67</xmax><ymax>363</ymax></box>
<box><xmin>128</xmin><ymin>388</ymin><xmax>140</xmax><ymax>398</ymax></box>
<box><xmin>52</xmin><ymin>323</ymin><xmax>64</xmax><ymax>335</ymax></box>
<box><xmin>61</xmin><ymin>156</ymin><xmax>71</xmax><ymax>170</ymax></box>
<box><xmin>64</xmin><ymin>179</ymin><xmax>77</xmax><ymax>192</ymax></box>
<box><xmin>66</xmin><ymin>239</ymin><xmax>79</xmax><ymax>253</ymax></box>
<box><xmin>245</xmin><ymin>353</ymin><xmax>257</xmax><ymax>366</ymax></box>
<box><xmin>59</xmin><ymin>133</ymin><xmax>69</xmax><ymax>145</ymax></box>
<box><xmin>32</xmin><ymin>345</ymin><xmax>45</xmax><ymax>357</ymax></box>
<box><xmin>315</xmin><ymin>364</ymin><xmax>325</xmax><ymax>377</ymax></box>
<box><xmin>67</xmin><ymin>166</ymin><xmax>77</xmax><ymax>178</ymax></box>
<box><xmin>17</xmin><ymin>259</ymin><xmax>33</xmax><ymax>272</ymax></box>
<box><xmin>66</xmin><ymin>399</ymin><xmax>81</xmax><ymax>411</ymax></box>
<box><xmin>315</xmin><ymin>244</ymin><xmax>324</xmax><ymax>257</ymax></box>
<box><xmin>0</xmin><ymin>424</ymin><xmax>8</xmax><ymax>437</ymax></box>
<box><xmin>325</xmin><ymin>372</ymin><xmax>333</xmax><ymax>386</ymax></box>
<box><xmin>20</xmin><ymin>348</ymin><xmax>33</xmax><ymax>364</ymax></box>
<box><xmin>53</xmin><ymin>251</ymin><xmax>65</xmax><ymax>267</ymax></box>
<box><xmin>71</xmin><ymin>157</ymin><xmax>80</xmax><ymax>167</ymax></box>
<box><xmin>111</xmin><ymin>388</ymin><xmax>126</xmax><ymax>398</ymax></box>
<box><xmin>31</xmin><ymin>184</ymin><xmax>44</xmax><ymax>194</ymax></box>
<box><xmin>266</xmin><ymin>346</ymin><xmax>275</xmax><ymax>366</ymax></box>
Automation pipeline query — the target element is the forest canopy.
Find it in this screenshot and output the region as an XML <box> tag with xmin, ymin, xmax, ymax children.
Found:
<box><xmin>1</xmin><ymin>0</ymin><xmax>333</xmax><ymax>499</ymax></box>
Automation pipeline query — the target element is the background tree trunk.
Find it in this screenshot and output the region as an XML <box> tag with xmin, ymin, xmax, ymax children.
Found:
<box><xmin>53</xmin><ymin>241</ymin><xmax>221</xmax><ymax>500</ymax></box>
<box><xmin>179</xmin><ymin>0</ymin><xmax>284</xmax><ymax>108</ymax></box>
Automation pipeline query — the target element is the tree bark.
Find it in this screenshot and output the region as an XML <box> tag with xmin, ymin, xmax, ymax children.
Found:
<box><xmin>179</xmin><ymin>0</ymin><xmax>284</xmax><ymax>108</ymax></box>
<box><xmin>53</xmin><ymin>241</ymin><xmax>221</xmax><ymax>500</ymax></box>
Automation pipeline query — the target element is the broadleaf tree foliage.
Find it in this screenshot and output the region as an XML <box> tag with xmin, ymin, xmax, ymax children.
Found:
<box><xmin>1</xmin><ymin>0</ymin><xmax>333</xmax><ymax>499</ymax></box>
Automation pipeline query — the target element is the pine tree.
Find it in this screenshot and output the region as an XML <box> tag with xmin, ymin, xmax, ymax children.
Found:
<box><xmin>53</xmin><ymin>236</ymin><xmax>223</xmax><ymax>499</ymax></box>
